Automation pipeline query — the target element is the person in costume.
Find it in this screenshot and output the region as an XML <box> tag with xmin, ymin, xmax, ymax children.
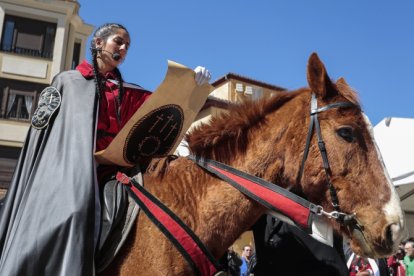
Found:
<box><xmin>251</xmin><ymin>215</ymin><xmax>350</xmax><ymax>276</ymax></box>
<box><xmin>0</xmin><ymin>23</ymin><xmax>211</xmax><ymax>275</ymax></box>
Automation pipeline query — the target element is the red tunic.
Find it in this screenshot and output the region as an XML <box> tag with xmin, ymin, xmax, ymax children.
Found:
<box><xmin>76</xmin><ymin>60</ymin><xmax>152</xmax><ymax>152</ymax></box>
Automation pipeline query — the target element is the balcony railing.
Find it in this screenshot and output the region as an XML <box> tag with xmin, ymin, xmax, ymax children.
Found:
<box><xmin>1</xmin><ymin>45</ymin><xmax>53</xmax><ymax>59</ymax></box>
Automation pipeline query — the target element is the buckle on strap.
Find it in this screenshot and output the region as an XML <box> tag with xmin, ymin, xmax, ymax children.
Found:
<box><xmin>116</xmin><ymin>172</ymin><xmax>131</xmax><ymax>185</ymax></box>
<box><xmin>314</xmin><ymin>205</ymin><xmax>358</xmax><ymax>226</ymax></box>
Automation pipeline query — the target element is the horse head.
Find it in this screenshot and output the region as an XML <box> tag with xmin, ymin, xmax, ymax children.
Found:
<box><xmin>189</xmin><ymin>53</ymin><xmax>407</xmax><ymax>258</ymax></box>
<box><xmin>299</xmin><ymin>53</ymin><xmax>407</xmax><ymax>257</ymax></box>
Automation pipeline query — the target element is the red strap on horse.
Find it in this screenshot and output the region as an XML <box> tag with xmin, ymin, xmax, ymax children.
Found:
<box><xmin>189</xmin><ymin>156</ymin><xmax>317</xmax><ymax>230</ymax></box>
<box><xmin>116</xmin><ymin>172</ymin><xmax>221</xmax><ymax>276</ymax></box>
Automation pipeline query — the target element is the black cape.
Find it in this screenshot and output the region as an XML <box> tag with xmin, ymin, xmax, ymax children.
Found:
<box><xmin>0</xmin><ymin>70</ymin><xmax>99</xmax><ymax>275</ymax></box>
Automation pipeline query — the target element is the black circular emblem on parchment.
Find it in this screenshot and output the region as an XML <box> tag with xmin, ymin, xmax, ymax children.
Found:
<box><xmin>124</xmin><ymin>104</ymin><xmax>184</xmax><ymax>163</ymax></box>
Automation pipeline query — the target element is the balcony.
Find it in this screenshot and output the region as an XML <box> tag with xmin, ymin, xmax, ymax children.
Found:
<box><xmin>1</xmin><ymin>14</ymin><xmax>56</xmax><ymax>60</ymax></box>
<box><xmin>1</xmin><ymin>45</ymin><xmax>53</xmax><ymax>59</ymax></box>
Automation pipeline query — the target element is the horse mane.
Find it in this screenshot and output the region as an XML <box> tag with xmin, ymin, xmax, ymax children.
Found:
<box><xmin>335</xmin><ymin>78</ymin><xmax>360</xmax><ymax>106</ymax></box>
<box><xmin>186</xmin><ymin>90</ymin><xmax>299</xmax><ymax>163</ymax></box>
<box><xmin>148</xmin><ymin>78</ymin><xmax>360</xmax><ymax>177</ymax></box>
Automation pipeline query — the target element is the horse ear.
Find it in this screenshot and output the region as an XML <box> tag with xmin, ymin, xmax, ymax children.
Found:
<box><xmin>336</xmin><ymin>77</ymin><xmax>360</xmax><ymax>105</ymax></box>
<box><xmin>335</xmin><ymin>77</ymin><xmax>351</xmax><ymax>95</ymax></box>
<box><xmin>336</xmin><ymin>77</ymin><xmax>348</xmax><ymax>86</ymax></box>
<box><xmin>307</xmin><ymin>53</ymin><xmax>335</xmax><ymax>99</ymax></box>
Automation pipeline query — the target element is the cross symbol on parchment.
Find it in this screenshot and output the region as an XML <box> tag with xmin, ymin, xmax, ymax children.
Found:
<box><xmin>164</xmin><ymin>123</ymin><xmax>178</xmax><ymax>141</ymax></box>
<box><xmin>160</xmin><ymin>114</ymin><xmax>174</xmax><ymax>133</ymax></box>
<box><xmin>149</xmin><ymin>114</ymin><xmax>164</xmax><ymax>133</ymax></box>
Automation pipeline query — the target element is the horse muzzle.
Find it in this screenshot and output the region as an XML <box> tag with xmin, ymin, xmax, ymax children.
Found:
<box><xmin>349</xmin><ymin>215</ymin><xmax>407</xmax><ymax>258</ymax></box>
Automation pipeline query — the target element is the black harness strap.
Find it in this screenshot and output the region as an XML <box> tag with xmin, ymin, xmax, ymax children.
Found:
<box><xmin>116</xmin><ymin>172</ymin><xmax>222</xmax><ymax>276</ymax></box>
<box><xmin>298</xmin><ymin>94</ymin><xmax>359</xmax><ymax>218</ymax></box>
<box><xmin>189</xmin><ymin>156</ymin><xmax>319</xmax><ymax>231</ymax></box>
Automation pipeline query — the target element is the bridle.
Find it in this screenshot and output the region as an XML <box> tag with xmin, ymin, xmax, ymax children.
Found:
<box><xmin>298</xmin><ymin>93</ymin><xmax>361</xmax><ymax>226</ymax></box>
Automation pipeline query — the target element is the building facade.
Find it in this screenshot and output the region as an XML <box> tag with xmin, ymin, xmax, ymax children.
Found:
<box><xmin>191</xmin><ymin>73</ymin><xmax>285</xmax><ymax>130</ymax></box>
<box><xmin>0</xmin><ymin>0</ymin><xmax>93</xmax><ymax>196</ymax></box>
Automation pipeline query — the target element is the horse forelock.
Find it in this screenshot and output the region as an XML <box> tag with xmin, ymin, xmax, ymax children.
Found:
<box><xmin>186</xmin><ymin>91</ymin><xmax>298</xmax><ymax>163</ymax></box>
<box><xmin>334</xmin><ymin>78</ymin><xmax>361</xmax><ymax>107</ymax></box>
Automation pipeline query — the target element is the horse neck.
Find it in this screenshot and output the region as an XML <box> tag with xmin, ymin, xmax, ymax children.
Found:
<box><xmin>141</xmin><ymin>92</ymin><xmax>310</xmax><ymax>259</ymax></box>
<box><xmin>188</xmin><ymin>89</ymin><xmax>309</xmax><ymax>190</ymax></box>
<box><xmin>228</xmin><ymin>91</ymin><xmax>309</xmax><ymax>191</ymax></box>
<box><xmin>144</xmin><ymin>157</ymin><xmax>266</xmax><ymax>259</ymax></box>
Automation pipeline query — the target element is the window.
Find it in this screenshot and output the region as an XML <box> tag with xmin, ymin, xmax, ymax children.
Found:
<box><xmin>43</xmin><ymin>26</ymin><xmax>55</xmax><ymax>58</ymax></box>
<box><xmin>71</xmin><ymin>42</ymin><xmax>81</xmax><ymax>69</ymax></box>
<box><xmin>2</xmin><ymin>20</ymin><xmax>14</xmax><ymax>52</ymax></box>
<box><xmin>0</xmin><ymin>146</ymin><xmax>21</xmax><ymax>190</ymax></box>
<box><xmin>252</xmin><ymin>87</ymin><xmax>264</xmax><ymax>100</ymax></box>
<box><xmin>0</xmin><ymin>79</ymin><xmax>46</xmax><ymax>121</ymax></box>
<box><xmin>5</xmin><ymin>90</ymin><xmax>34</xmax><ymax>120</ymax></box>
<box><xmin>1</xmin><ymin>15</ymin><xmax>56</xmax><ymax>59</ymax></box>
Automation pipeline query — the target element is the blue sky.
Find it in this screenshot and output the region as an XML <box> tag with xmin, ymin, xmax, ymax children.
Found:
<box><xmin>78</xmin><ymin>1</ymin><xmax>413</xmax><ymax>125</ymax></box>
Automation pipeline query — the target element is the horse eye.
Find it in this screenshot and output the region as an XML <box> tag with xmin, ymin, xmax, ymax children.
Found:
<box><xmin>337</xmin><ymin>127</ymin><xmax>355</xmax><ymax>143</ymax></box>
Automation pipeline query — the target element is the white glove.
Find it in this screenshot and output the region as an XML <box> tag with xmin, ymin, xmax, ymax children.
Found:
<box><xmin>194</xmin><ymin>66</ymin><xmax>211</xmax><ymax>86</ymax></box>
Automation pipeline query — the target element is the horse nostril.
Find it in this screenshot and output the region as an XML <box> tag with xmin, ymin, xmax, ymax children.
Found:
<box><xmin>385</xmin><ymin>224</ymin><xmax>393</xmax><ymax>246</ymax></box>
<box><xmin>384</xmin><ymin>223</ymin><xmax>401</xmax><ymax>248</ymax></box>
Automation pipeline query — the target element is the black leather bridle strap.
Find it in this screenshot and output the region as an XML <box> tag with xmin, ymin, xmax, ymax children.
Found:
<box><xmin>298</xmin><ymin>96</ymin><xmax>318</xmax><ymax>181</ymax></box>
<box><xmin>314</xmin><ymin>107</ymin><xmax>340</xmax><ymax>210</ymax></box>
<box><xmin>298</xmin><ymin>94</ymin><xmax>358</xmax><ymax>214</ymax></box>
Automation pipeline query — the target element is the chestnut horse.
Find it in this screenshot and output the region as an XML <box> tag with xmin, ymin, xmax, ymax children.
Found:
<box><xmin>102</xmin><ymin>53</ymin><xmax>406</xmax><ymax>275</ymax></box>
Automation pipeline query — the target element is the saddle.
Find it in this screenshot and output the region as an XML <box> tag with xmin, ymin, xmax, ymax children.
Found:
<box><xmin>95</xmin><ymin>166</ymin><xmax>143</xmax><ymax>273</ymax></box>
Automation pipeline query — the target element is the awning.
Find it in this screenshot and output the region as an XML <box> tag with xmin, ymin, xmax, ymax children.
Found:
<box><xmin>374</xmin><ymin>117</ymin><xmax>414</xmax><ymax>212</ymax></box>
